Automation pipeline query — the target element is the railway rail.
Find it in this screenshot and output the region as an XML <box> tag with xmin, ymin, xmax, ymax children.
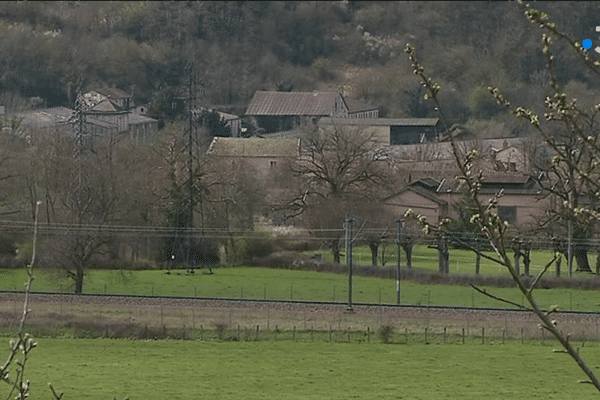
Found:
<box><xmin>1</xmin><ymin>290</ymin><xmax>599</xmax><ymax>316</ymax></box>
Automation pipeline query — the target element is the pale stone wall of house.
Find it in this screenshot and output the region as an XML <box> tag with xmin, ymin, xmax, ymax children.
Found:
<box><xmin>383</xmin><ymin>190</ymin><xmax>442</xmax><ymax>225</ymax></box>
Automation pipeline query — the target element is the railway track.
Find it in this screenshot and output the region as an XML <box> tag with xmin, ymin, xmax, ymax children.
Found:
<box><xmin>1</xmin><ymin>290</ymin><xmax>599</xmax><ymax>316</ymax></box>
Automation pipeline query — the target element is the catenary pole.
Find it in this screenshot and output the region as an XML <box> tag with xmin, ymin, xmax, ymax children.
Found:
<box><xmin>345</xmin><ymin>217</ymin><xmax>355</xmax><ymax>312</ymax></box>
<box><xmin>395</xmin><ymin>220</ymin><xmax>403</xmax><ymax>304</ymax></box>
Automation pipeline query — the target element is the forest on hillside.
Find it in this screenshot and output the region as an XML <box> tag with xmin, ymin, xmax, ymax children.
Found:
<box><xmin>1</xmin><ymin>1</ymin><xmax>600</xmax><ymax>137</ymax></box>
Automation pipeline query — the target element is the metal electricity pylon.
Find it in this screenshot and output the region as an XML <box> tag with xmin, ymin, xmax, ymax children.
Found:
<box><xmin>72</xmin><ymin>92</ymin><xmax>90</xmax><ymax>224</ymax></box>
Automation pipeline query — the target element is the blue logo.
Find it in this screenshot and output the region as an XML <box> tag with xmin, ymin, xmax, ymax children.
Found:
<box><xmin>582</xmin><ymin>38</ymin><xmax>592</xmax><ymax>50</ymax></box>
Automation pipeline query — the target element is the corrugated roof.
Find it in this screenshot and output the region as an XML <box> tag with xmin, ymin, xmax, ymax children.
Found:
<box><xmin>14</xmin><ymin>107</ymin><xmax>74</xmax><ymax>128</ymax></box>
<box><xmin>344</xmin><ymin>98</ymin><xmax>378</xmax><ymax>114</ymax></box>
<box><xmin>245</xmin><ymin>91</ymin><xmax>341</xmax><ymax>116</ymax></box>
<box><xmin>319</xmin><ymin>117</ymin><xmax>439</xmax><ymax>126</ymax></box>
<box><xmin>207</xmin><ymin>137</ymin><xmax>300</xmax><ymax>158</ymax></box>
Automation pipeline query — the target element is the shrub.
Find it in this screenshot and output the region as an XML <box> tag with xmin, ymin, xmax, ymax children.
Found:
<box><xmin>378</xmin><ymin>325</ymin><xmax>394</xmax><ymax>344</ymax></box>
<box><xmin>213</xmin><ymin>321</ymin><xmax>228</xmax><ymax>341</ymax></box>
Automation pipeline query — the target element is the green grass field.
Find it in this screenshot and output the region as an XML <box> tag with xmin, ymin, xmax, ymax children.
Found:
<box><xmin>310</xmin><ymin>244</ymin><xmax>584</xmax><ymax>276</ymax></box>
<box><xmin>7</xmin><ymin>338</ymin><xmax>598</xmax><ymax>399</ymax></box>
<box><xmin>1</xmin><ymin>267</ymin><xmax>599</xmax><ymax>311</ymax></box>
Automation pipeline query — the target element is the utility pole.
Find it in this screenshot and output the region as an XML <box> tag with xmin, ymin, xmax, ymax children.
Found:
<box><xmin>345</xmin><ymin>217</ymin><xmax>355</xmax><ymax>312</ymax></box>
<box><xmin>566</xmin><ymin>182</ymin><xmax>573</xmax><ymax>277</ymax></box>
<box><xmin>395</xmin><ymin>220</ymin><xmax>403</xmax><ymax>305</ymax></box>
<box><xmin>185</xmin><ymin>61</ymin><xmax>196</xmax><ymax>271</ymax></box>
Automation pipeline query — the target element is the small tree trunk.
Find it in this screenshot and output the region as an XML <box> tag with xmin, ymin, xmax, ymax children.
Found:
<box><xmin>332</xmin><ymin>240</ymin><xmax>341</xmax><ymax>264</ymax></box>
<box><xmin>402</xmin><ymin>243</ymin><xmax>413</xmax><ymax>268</ymax></box>
<box><xmin>369</xmin><ymin>243</ymin><xmax>378</xmax><ymax>266</ymax></box>
<box><xmin>75</xmin><ymin>266</ymin><xmax>84</xmax><ymax>294</ymax></box>
<box><xmin>575</xmin><ymin>247</ymin><xmax>592</xmax><ymax>272</ymax></box>
<box><xmin>555</xmin><ymin>254</ymin><xmax>561</xmax><ymax>277</ymax></box>
<box><xmin>596</xmin><ymin>249</ymin><xmax>600</xmax><ymax>276</ymax></box>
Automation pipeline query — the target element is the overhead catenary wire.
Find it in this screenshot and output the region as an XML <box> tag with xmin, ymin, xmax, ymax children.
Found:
<box><xmin>0</xmin><ymin>219</ymin><xmax>598</xmax><ymax>248</ymax></box>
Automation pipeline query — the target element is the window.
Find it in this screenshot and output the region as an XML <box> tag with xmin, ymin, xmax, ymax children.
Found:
<box><xmin>498</xmin><ymin>206</ymin><xmax>517</xmax><ymax>224</ymax></box>
<box><xmin>270</xmin><ymin>160</ymin><xmax>277</xmax><ymax>168</ymax></box>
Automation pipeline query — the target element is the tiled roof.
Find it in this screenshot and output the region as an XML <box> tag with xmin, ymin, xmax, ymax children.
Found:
<box><xmin>344</xmin><ymin>98</ymin><xmax>378</xmax><ymax>113</ymax></box>
<box><xmin>94</xmin><ymin>87</ymin><xmax>131</xmax><ymax>99</ymax></box>
<box><xmin>382</xmin><ymin>185</ymin><xmax>448</xmax><ymax>205</ymax></box>
<box><xmin>481</xmin><ymin>174</ymin><xmax>530</xmax><ymax>184</ymax></box>
<box><xmin>245</xmin><ymin>91</ymin><xmax>341</xmax><ymax>116</ymax></box>
<box><xmin>207</xmin><ymin>137</ymin><xmax>300</xmax><ymax>158</ymax></box>
<box><xmin>319</xmin><ymin>117</ymin><xmax>439</xmax><ymax>126</ymax></box>
<box><xmin>88</xmin><ymin>99</ymin><xmax>125</xmax><ymax>113</ymax></box>
<box><xmin>129</xmin><ymin>113</ymin><xmax>158</xmax><ymax>124</ymax></box>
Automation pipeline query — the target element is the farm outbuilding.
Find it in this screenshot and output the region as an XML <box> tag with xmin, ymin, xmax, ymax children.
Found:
<box><xmin>318</xmin><ymin>117</ymin><xmax>442</xmax><ymax>145</ymax></box>
<box><xmin>245</xmin><ymin>91</ymin><xmax>378</xmax><ymax>133</ymax></box>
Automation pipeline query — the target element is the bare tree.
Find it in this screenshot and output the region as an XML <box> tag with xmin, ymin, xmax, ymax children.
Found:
<box><xmin>203</xmin><ymin>156</ymin><xmax>263</xmax><ymax>265</ymax></box>
<box><xmin>285</xmin><ymin>124</ymin><xmax>393</xmax><ymax>262</ymax></box>
<box><xmin>357</xmin><ymin>202</ymin><xmax>392</xmax><ymax>266</ymax></box>
<box><xmin>290</xmin><ymin>124</ymin><xmax>391</xmax><ymax>203</ymax></box>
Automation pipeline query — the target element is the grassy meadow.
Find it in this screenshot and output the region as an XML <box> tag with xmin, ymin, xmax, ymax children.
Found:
<box><xmin>7</xmin><ymin>338</ymin><xmax>599</xmax><ymax>399</ymax></box>
<box><xmin>1</xmin><ymin>267</ymin><xmax>600</xmax><ymax>311</ymax></box>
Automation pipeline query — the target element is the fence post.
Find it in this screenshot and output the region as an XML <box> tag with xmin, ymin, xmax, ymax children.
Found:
<box><xmin>541</xmin><ymin>327</ymin><xmax>544</xmax><ymax>345</ymax></box>
<box><xmin>304</xmin><ymin>311</ymin><xmax>307</xmax><ymax>331</ymax></box>
<box><xmin>256</xmin><ymin>325</ymin><xmax>259</xmax><ymax>341</ymax></box>
<box><xmin>443</xmin><ymin>327</ymin><xmax>447</xmax><ymax>343</ymax></box>
<box><xmin>482</xmin><ymin>327</ymin><xmax>485</xmax><ymax>345</ymax></box>
<box><xmin>293</xmin><ymin>326</ymin><xmax>296</xmax><ymax>341</ymax></box>
<box><xmin>367</xmin><ymin>326</ymin><xmax>370</xmax><ymax>343</ymax></box>
<box><xmin>462</xmin><ymin>328</ymin><xmax>465</xmax><ymax>344</ymax></box>
<box><xmin>521</xmin><ymin>327</ymin><xmax>524</xmax><ymax>344</ymax></box>
<box><xmin>425</xmin><ymin>327</ymin><xmax>428</xmax><ymax>344</ymax></box>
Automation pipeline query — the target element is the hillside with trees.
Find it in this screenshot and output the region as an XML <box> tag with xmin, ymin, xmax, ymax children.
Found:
<box><xmin>1</xmin><ymin>1</ymin><xmax>598</xmax><ymax>135</ymax></box>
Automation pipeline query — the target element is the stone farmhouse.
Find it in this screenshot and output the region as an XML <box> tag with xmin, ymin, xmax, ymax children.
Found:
<box><xmin>206</xmin><ymin>136</ymin><xmax>300</xmax><ymax>178</ymax></box>
<box><xmin>383</xmin><ymin>174</ymin><xmax>550</xmax><ymax>231</ymax></box>
<box><xmin>7</xmin><ymin>87</ymin><xmax>159</xmax><ymax>142</ymax></box>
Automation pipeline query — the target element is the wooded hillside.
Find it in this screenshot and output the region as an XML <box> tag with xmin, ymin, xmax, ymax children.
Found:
<box><xmin>1</xmin><ymin>1</ymin><xmax>598</xmax><ymax>136</ymax></box>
